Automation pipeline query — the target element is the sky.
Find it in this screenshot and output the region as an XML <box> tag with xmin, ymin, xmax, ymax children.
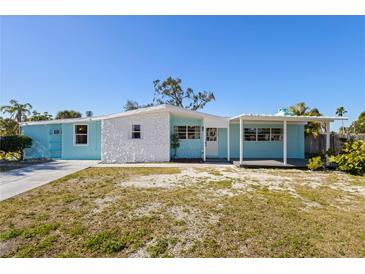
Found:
<box><xmin>1</xmin><ymin>16</ymin><xmax>364</xmax><ymax>130</ymax></box>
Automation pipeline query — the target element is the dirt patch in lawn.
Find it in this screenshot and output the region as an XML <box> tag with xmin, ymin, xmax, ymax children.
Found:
<box><xmin>0</xmin><ymin>166</ymin><xmax>364</xmax><ymax>258</ymax></box>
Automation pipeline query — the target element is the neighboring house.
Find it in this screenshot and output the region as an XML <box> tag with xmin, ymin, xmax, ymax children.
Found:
<box><xmin>20</xmin><ymin>104</ymin><xmax>346</xmax><ymax>164</ymax></box>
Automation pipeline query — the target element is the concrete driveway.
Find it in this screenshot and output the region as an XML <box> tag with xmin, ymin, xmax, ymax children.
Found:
<box><xmin>0</xmin><ymin>160</ymin><xmax>99</xmax><ymax>201</ymax></box>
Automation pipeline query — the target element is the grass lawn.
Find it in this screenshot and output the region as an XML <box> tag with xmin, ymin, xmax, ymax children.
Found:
<box><xmin>0</xmin><ymin>166</ymin><xmax>364</xmax><ymax>258</ymax></box>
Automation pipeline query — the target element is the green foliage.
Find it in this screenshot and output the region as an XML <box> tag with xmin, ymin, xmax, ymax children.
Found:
<box><xmin>153</xmin><ymin>77</ymin><xmax>215</xmax><ymax>110</ymax></box>
<box><xmin>349</xmin><ymin>111</ymin><xmax>365</xmax><ymax>134</ymax></box>
<box><xmin>85</xmin><ymin>230</ymin><xmax>126</xmax><ymax>254</ymax></box>
<box><xmin>22</xmin><ymin>223</ymin><xmax>60</xmax><ymax>238</ymax></box>
<box><xmin>55</xmin><ymin>110</ymin><xmax>82</xmax><ymax>119</ymax></box>
<box><xmin>289</xmin><ymin>102</ymin><xmax>324</xmax><ymax>138</ymax></box>
<box><xmin>147</xmin><ymin>239</ymin><xmax>169</xmax><ymax>257</ymax></box>
<box><xmin>124</xmin><ymin>77</ymin><xmax>215</xmax><ymax>111</ymax></box>
<box><xmin>329</xmin><ymin>140</ymin><xmax>365</xmax><ymax>175</ymax></box>
<box><xmin>307</xmin><ymin>156</ymin><xmax>324</xmax><ymax>171</ymax></box>
<box><xmin>0</xmin><ymin>99</ymin><xmax>32</xmax><ymax>123</ymax></box>
<box><xmin>0</xmin><ymin>117</ymin><xmax>19</xmax><ymax>136</ymax></box>
<box><xmin>336</xmin><ymin>106</ymin><xmax>347</xmax><ymax>117</ymax></box>
<box><xmin>29</xmin><ymin>111</ymin><xmax>53</xmax><ymax>121</ymax></box>
<box><xmin>170</xmin><ymin>133</ymin><xmax>180</xmax><ymax>158</ymax></box>
<box><xmin>0</xmin><ymin>228</ymin><xmax>24</xmax><ymax>241</ymax></box>
<box><xmin>0</xmin><ymin>135</ymin><xmax>32</xmax><ymax>160</ymax></box>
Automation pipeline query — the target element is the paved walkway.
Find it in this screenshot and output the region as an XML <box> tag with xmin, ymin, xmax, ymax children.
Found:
<box><xmin>0</xmin><ymin>160</ymin><xmax>99</xmax><ymax>201</ymax></box>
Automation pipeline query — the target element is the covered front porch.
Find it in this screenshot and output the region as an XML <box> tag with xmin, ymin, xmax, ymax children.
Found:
<box><xmin>227</xmin><ymin>113</ymin><xmax>340</xmax><ymax>167</ymax></box>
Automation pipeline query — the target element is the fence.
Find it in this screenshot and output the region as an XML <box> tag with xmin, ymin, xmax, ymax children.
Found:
<box><xmin>305</xmin><ymin>133</ymin><xmax>365</xmax><ymax>157</ymax></box>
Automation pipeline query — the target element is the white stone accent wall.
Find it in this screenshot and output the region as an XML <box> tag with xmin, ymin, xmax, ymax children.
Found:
<box><xmin>101</xmin><ymin>112</ymin><xmax>170</xmax><ymax>163</ymax></box>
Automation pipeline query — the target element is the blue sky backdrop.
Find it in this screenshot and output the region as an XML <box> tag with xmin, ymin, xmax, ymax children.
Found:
<box><xmin>1</xmin><ymin>16</ymin><xmax>364</xmax><ymax>130</ymax></box>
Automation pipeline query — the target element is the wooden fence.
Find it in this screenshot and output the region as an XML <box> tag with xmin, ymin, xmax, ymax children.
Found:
<box><xmin>305</xmin><ymin>133</ymin><xmax>365</xmax><ymax>157</ymax></box>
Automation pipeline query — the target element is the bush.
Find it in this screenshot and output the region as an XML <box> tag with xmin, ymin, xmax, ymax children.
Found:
<box><xmin>307</xmin><ymin>156</ymin><xmax>324</xmax><ymax>171</ymax></box>
<box><xmin>329</xmin><ymin>140</ymin><xmax>365</xmax><ymax>175</ymax></box>
<box><xmin>0</xmin><ymin>135</ymin><xmax>32</xmax><ymax>160</ymax></box>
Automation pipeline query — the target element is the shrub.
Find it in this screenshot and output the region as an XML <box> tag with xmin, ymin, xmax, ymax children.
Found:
<box><xmin>170</xmin><ymin>133</ymin><xmax>180</xmax><ymax>159</ymax></box>
<box><xmin>329</xmin><ymin>140</ymin><xmax>365</xmax><ymax>175</ymax></box>
<box><xmin>307</xmin><ymin>156</ymin><xmax>324</xmax><ymax>171</ymax></box>
<box><xmin>0</xmin><ymin>135</ymin><xmax>32</xmax><ymax>160</ymax></box>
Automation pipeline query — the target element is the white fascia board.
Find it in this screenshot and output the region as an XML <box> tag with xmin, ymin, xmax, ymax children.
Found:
<box><xmin>20</xmin><ymin>117</ymin><xmax>100</xmax><ymax>126</ymax></box>
<box><xmin>230</xmin><ymin>114</ymin><xmax>348</xmax><ymax>123</ymax></box>
<box><xmin>229</xmin><ymin>120</ymin><xmax>308</xmax><ymax>125</ymax></box>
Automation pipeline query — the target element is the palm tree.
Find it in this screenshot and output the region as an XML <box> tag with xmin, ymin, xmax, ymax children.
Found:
<box><xmin>0</xmin><ymin>99</ymin><xmax>32</xmax><ymax>123</ymax></box>
<box><xmin>336</xmin><ymin>106</ymin><xmax>347</xmax><ymax>135</ymax></box>
<box><xmin>336</xmin><ymin>106</ymin><xmax>347</xmax><ymax>117</ymax></box>
<box><xmin>55</xmin><ymin>110</ymin><xmax>82</xmax><ymax>119</ymax></box>
<box><xmin>289</xmin><ymin>102</ymin><xmax>324</xmax><ymax>138</ymax></box>
<box><xmin>289</xmin><ymin>102</ymin><xmax>309</xmax><ymax>116</ymax></box>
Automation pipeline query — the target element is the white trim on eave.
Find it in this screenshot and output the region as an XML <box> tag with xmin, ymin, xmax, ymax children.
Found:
<box><xmin>230</xmin><ymin>114</ymin><xmax>348</xmax><ymax>123</ymax></box>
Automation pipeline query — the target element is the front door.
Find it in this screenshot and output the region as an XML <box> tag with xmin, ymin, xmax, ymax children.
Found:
<box><xmin>206</xmin><ymin>128</ymin><xmax>218</xmax><ymax>157</ymax></box>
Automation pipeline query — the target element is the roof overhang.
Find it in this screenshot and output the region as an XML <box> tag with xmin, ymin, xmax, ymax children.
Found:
<box><xmin>20</xmin><ymin>104</ymin><xmax>229</xmax><ymax>127</ymax></box>
<box><xmin>230</xmin><ymin>114</ymin><xmax>348</xmax><ymax>123</ymax></box>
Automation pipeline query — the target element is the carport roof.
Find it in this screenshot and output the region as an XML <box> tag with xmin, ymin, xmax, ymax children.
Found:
<box><xmin>230</xmin><ymin>113</ymin><xmax>348</xmax><ymax>123</ymax></box>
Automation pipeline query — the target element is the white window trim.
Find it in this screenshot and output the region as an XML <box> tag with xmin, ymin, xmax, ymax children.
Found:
<box><xmin>73</xmin><ymin>124</ymin><xmax>89</xmax><ymax>146</ymax></box>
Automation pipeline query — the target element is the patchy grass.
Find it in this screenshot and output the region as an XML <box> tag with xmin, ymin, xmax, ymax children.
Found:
<box><xmin>195</xmin><ymin>167</ymin><xmax>222</xmax><ymax>176</ymax></box>
<box><xmin>147</xmin><ymin>239</ymin><xmax>169</xmax><ymax>257</ymax></box>
<box><xmin>208</xmin><ymin>180</ymin><xmax>232</xmax><ymax>189</ymax></box>
<box><xmin>0</xmin><ymin>166</ymin><xmax>364</xmax><ymax>257</ymax></box>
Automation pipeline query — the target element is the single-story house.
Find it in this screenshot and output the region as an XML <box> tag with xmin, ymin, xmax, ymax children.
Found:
<box><xmin>20</xmin><ymin>104</ymin><xmax>346</xmax><ymax>165</ymax></box>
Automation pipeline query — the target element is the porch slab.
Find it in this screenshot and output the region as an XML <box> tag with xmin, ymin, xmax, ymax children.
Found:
<box><xmin>232</xmin><ymin>158</ymin><xmax>307</xmax><ymax>168</ymax></box>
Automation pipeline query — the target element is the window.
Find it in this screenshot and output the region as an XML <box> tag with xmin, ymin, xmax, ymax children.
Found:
<box><xmin>174</xmin><ymin>126</ymin><xmax>187</xmax><ymax>139</ymax></box>
<box><xmin>271</xmin><ymin>128</ymin><xmax>283</xmax><ymax>141</ymax></box>
<box><xmin>244</xmin><ymin>128</ymin><xmax>257</xmax><ymax>141</ymax></box>
<box><xmin>188</xmin><ymin>126</ymin><xmax>200</xmax><ymax>139</ymax></box>
<box><xmin>206</xmin><ymin>128</ymin><xmax>217</xmax><ymax>141</ymax></box>
<box><xmin>75</xmin><ymin>125</ymin><xmax>88</xmax><ymax>145</ymax></box>
<box><xmin>174</xmin><ymin>126</ymin><xmax>201</xmax><ymax>140</ymax></box>
<box><xmin>244</xmin><ymin>127</ymin><xmax>283</xmax><ymax>142</ymax></box>
<box><xmin>257</xmin><ymin>128</ymin><xmax>270</xmax><ymax>141</ymax></box>
<box><xmin>53</xmin><ymin>129</ymin><xmax>60</xmax><ymax>135</ymax></box>
<box><xmin>132</xmin><ymin>124</ymin><xmax>141</xmax><ymax>139</ymax></box>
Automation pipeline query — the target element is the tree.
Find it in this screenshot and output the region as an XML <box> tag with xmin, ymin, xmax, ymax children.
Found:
<box><xmin>85</xmin><ymin>111</ymin><xmax>93</xmax><ymax>117</ymax></box>
<box><xmin>336</xmin><ymin>106</ymin><xmax>347</xmax><ymax>135</ymax></box>
<box><xmin>0</xmin><ymin>99</ymin><xmax>32</xmax><ymax>123</ymax></box>
<box><xmin>29</xmin><ymin>111</ymin><xmax>53</xmax><ymax>121</ymax></box>
<box><xmin>336</xmin><ymin>106</ymin><xmax>347</xmax><ymax>117</ymax></box>
<box><xmin>55</xmin><ymin>110</ymin><xmax>82</xmax><ymax>119</ymax></box>
<box><xmin>289</xmin><ymin>102</ymin><xmax>309</xmax><ymax>116</ymax></box>
<box><xmin>0</xmin><ymin>117</ymin><xmax>19</xmax><ymax>136</ymax></box>
<box><xmin>289</xmin><ymin>102</ymin><xmax>324</xmax><ymax>138</ymax></box>
<box><xmin>153</xmin><ymin>77</ymin><xmax>215</xmax><ymax>110</ymax></box>
<box><xmin>123</xmin><ymin>100</ymin><xmax>154</xmax><ymax>111</ymax></box>
<box><xmin>349</xmin><ymin>111</ymin><xmax>365</xmax><ymax>134</ymax></box>
<box><xmin>0</xmin><ymin>135</ymin><xmax>32</xmax><ymax>160</ymax></box>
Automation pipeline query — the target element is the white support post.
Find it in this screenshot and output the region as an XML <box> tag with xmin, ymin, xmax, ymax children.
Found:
<box><xmin>283</xmin><ymin>120</ymin><xmax>287</xmax><ymax>165</ymax></box>
<box><xmin>326</xmin><ymin>122</ymin><xmax>331</xmax><ymax>165</ymax></box>
<box><xmin>239</xmin><ymin>118</ymin><xmax>243</xmax><ymax>165</ymax></box>
<box><xmin>227</xmin><ymin>123</ymin><xmax>230</xmax><ymax>162</ymax></box>
<box><xmin>203</xmin><ymin>120</ymin><xmax>206</xmax><ymax>162</ymax></box>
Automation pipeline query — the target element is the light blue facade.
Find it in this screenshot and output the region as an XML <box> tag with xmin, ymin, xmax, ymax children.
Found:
<box><xmin>170</xmin><ymin>114</ymin><xmax>203</xmax><ymax>159</ymax></box>
<box><xmin>22</xmin><ymin>121</ymin><xmax>101</xmax><ymax>160</ymax></box>
<box><xmin>22</xmin><ymin>112</ymin><xmax>305</xmax><ymax>162</ymax></box>
<box><xmin>22</xmin><ymin>125</ymin><xmax>51</xmax><ymax>159</ymax></box>
<box><xmin>229</xmin><ymin>123</ymin><xmax>304</xmax><ymax>159</ymax></box>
